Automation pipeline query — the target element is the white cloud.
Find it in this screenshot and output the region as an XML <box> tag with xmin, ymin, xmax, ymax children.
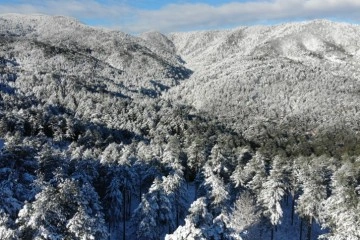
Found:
<box><xmin>0</xmin><ymin>0</ymin><xmax>131</xmax><ymax>22</ymax></box>
<box><xmin>0</xmin><ymin>0</ymin><xmax>359</xmax><ymax>33</ymax></box>
<box><xmin>127</xmin><ymin>0</ymin><xmax>360</xmax><ymax>32</ymax></box>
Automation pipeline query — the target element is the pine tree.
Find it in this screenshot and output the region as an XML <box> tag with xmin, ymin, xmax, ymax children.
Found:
<box><xmin>258</xmin><ymin>156</ymin><xmax>288</xmax><ymax>240</ymax></box>
<box><xmin>17</xmin><ymin>178</ymin><xmax>108</xmax><ymax>240</ymax></box>
<box><xmin>295</xmin><ymin>155</ymin><xmax>332</xmax><ymax>240</ymax></box>
<box><xmin>319</xmin><ymin>158</ymin><xmax>360</xmax><ymax>240</ymax></box>
<box><xmin>0</xmin><ymin>179</ymin><xmax>22</xmax><ymax>218</ymax></box>
<box><xmin>233</xmin><ymin>152</ymin><xmax>267</xmax><ymax>194</ymax></box>
<box><xmin>71</xmin><ymin>181</ymin><xmax>108</xmax><ymax>240</ymax></box>
<box><xmin>162</xmin><ymin>170</ymin><xmax>188</xmax><ymax>227</ymax></box>
<box><xmin>133</xmin><ymin>178</ymin><xmax>175</xmax><ymax>240</ymax></box>
<box><xmin>228</xmin><ymin>191</ymin><xmax>260</xmax><ymax>236</ymax></box>
<box><xmin>258</xmin><ymin>156</ymin><xmax>287</xmax><ymax>225</ymax></box>
<box><xmin>36</xmin><ymin>144</ymin><xmax>62</xmax><ymax>181</ymax></box>
<box><xmin>165</xmin><ymin>197</ymin><xmax>213</xmax><ymax>240</ymax></box>
<box><xmin>162</xmin><ymin>136</ymin><xmax>181</xmax><ymax>167</ymax></box>
<box><xmin>104</xmin><ymin>177</ymin><xmax>122</xmax><ymax>238</ymax></box>
<box><xmin>201</xmin><ymin>163</ymin><xmax>229</xmax><ymax>216</ymax></box>
<box><xmin>0</xmin><ymin>212</ymin><xmax>16</xmax><ymax>240</ymax></box>
<box><xmin>66</xmin><ymin>205</ymin><xmax>108</xmax><ymax>240</ymax></box>
<box><xmin>17</xmin><ymin>183</ymin><xmax>68</xmax><ymax>240</ymax></box>
<box><xmin>187</xmin><ymin>137</ymin><xmax>206</xmax><ymax>177</ymax></box>
<box><xmin>208</xmin><ymin>143</ymin><xmax>231</xmax><ymax>181</ymax></box>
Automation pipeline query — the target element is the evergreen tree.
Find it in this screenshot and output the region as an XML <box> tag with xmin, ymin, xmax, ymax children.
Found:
<box><xmin>133</xmin><ymin>178</ymin><xmax>175</xmax><ymax>240</ymax></box>
<box><xmin>66</xmin><ymin>205</ymin><xmax>108</xmax><ymax>240</ymax></box>
<box><xmin>165</xmin><ymin>197</ymin><xmax>213</xmax><ymax>240</ymax></box>
<box><xmin>295</xmin><ymin>155</ymin><xmax>333</xmax><ymax>240</ymax></box>
<box><xmin>258</xmin><ymin>156</ymin><xmax>288</xmax><ymax>240</ymax></box>
<box><xmin>104</xmin><ymin>177</ymin><xmax>123</xmax><ymax>239</ymax></box>
<box><xmin>227</xmin><ymin>191</ymin><xmax>260</xmax><ymax>236</ymax></box>
<box><xmin>0</xmin><ymin>212</ymin><xmax>16</xmax><ymax>240</ymax></box>
<box><xmin>319</xmin><ymin>158</ymin><xmax>360</xmax><ymax>240</ymax></box>
<box><xmin>0</xmin><ymin>180</ymin><xmax>22</xmax><ymax>219</ymax></box>
<box><xmin>17</xmin><ymin>182</ymin><xmax>68</xmax><ymax>240</ymax></box>
<box><xmin>162</xmin><ymin>136</ymin><xmax>181</xmax><ymax>167</ymax></box>
<box><xmin>36</xmin><ymin>144</ymin><xmax>62</xmax><ymax>181</ymax></box>
<box><xmin>233</xmin><ymin>152</ymin><xmax>267</xmax><ymax>194</ymax></box>
<box><xmin>162</xmin><ymin>167</ymin><xmax>188</xmax><ymax>227</ymax></box>
<box><xmin>187</xmin><ymin>138</ymin><xmax>206</xmax><ymax>177</ymax></box>
<box><xmin>104</xmin><ymin>178</ymin><xmax>122</xmax><ymax>225</ymax></box>
<box><xmin>201</xmin><ymin>163</ymin><xmax>229</xmax><ymax>215</ymax></box>
<box><xmin>17</xmin><ymin>178</ymin><xmax>108</xmax><ymax>240</ymax></box>
<box><xmin>258</xmin><ymin>156</ymin><xmax>287</xmax><ymax>227</ymax></box>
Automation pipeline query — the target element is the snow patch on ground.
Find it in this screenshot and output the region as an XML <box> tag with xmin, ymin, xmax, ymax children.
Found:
<box><xmin>302</xmin><ymin>35</ymin><xmax>325</xmax><ymax>52</ymax></box>
<box><xmin>325</xmin><ymin>55</ymin><xmax>344</xmax><ymax>63</ymax></box>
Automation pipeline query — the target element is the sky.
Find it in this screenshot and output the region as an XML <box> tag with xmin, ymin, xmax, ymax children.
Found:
<box><xmin>0</xmin><ymin>0</ymin><xmax>359</xmax><ymax>33</ymax></box>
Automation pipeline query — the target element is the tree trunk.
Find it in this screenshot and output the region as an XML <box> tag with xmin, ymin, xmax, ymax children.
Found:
<box><xmin>299</xmin><ymin>219</ymin><xmax>303</xmax><ymax>240</ymax></box>
<box><xmin>306</xmin><ymin>217</ymin><xmax>312</xmax><ymax>240</ymax></box>
<box><xmin>195</xmin><ymin>182</ymin><xmax>198</xmax><ymax>198</ymax></box>
<box><xmin>123</xmin><ymin>190</ymin><xmax>126</xmax><ymax>240</ymax></box>
<box><xmin>108</xmin><ymin>223</ymin><xmax>111</xmax><ymax>240</ymax></box>
<box><xmin>128</xmin><ymin>193</ymin><xmax>131</xmax><ymax>219</ymax></box>
<box><xmin>176</xmin><ymin>201</ymin><xmax>179</xmax><ymax>227</ymax></box>
<box><xmin>139</xmin><ymin>180</ymin><xmax>142</xmax><ymax>201</ymax></box>
<box><xmin>291</xmin><ymin>195</ymin><xmax>295</xmax><ymax>225</ymax></box>
<box><xmin>271</xmin><ymin>226</ymin><xmax>274</xmax><ymax>240</ymax></box>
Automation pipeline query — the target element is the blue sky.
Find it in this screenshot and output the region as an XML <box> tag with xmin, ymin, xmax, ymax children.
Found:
<box><xmin>126</xmin><ymin>0</ymin><xmax>252</xmax><ymax>9</ymax></box>
<box><xmin>0</xmin><ymin>0</ymin><xmax>359</xmax><ymax>33</ymax></box>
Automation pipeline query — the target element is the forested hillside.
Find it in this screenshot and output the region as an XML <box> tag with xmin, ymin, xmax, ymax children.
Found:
<box><xmin>169</xmin><ymin>20</ymin><xmax>360</xmax><ymax>152</ymax></box>
<box><xmin>0</xmin><ymin>14</ymin><xmax>359</xmax><ymax>240</ymax></box>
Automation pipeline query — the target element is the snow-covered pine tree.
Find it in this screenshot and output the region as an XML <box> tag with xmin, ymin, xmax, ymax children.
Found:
<box><xmin>258</xmin><ymin>155</ymin><xmax>288</xmax><ymax>239</ymax></box>
<box><xmin>16</xmin><ymin>182</ymin><xmax>68</xmax><ymax>240</ymax></box>
<box><xmin>17</xmin><ymin>178</ymin><xmax>108</xmax><ymax>240</ymax></box>
<box><xmin>233</xmin><ymin>151</ymin><xmax>267</xmax><ymax>194</ymax></box>
<box><xmin>165</xmin><ymin>197</ymin><xmax>213</xmax><ymax>240</ymax></box>
<box><xmin>162</xmin><ymin>136</ymin><xmax>181</xmax><ymax>166</ymax></box>
<box><xmin>0</xmin><ymin>212</ymin><xmax>16</xmax><ymax>240</ymax></box>
<box><xmin>162</xmin><ymin>168</ymin><xmax>188</xmax><ymax>227</ymax></box>
<box><xmin>295</xmin><ymin>155</ymin><xmax>333</xmax><ymax>240</ymax></box>
<box><xmin>319</xmin><ymin>157</ymin><xmax>360</xmax><ymax>240</ymax></box>
<box><xmin>70</xmin><ymin>175</ymin><xmax>109</xmax><ymax>240</ymax></box>
<box><xmin>227</xmin><ymin>191</ymin><xmax>260</xmax><ymax>237</ymax></box>
<box><xmin>133</xmin><ymin>177</ymin><xmax>175</xmax><ymax>240</ymax></box>
<box><xmin>200</xmin><ymin>163</ymin><xmax>229</xmax><ymax>216</ymax></box>
<box><xmin>104</xmin><ymin>177</ymin><xmax>123</xmax><ymax>238</ymax></box>
<box><xmin>186</xmin><ymin>137</ymin><xmax>206</xmax><ymax>179</ymax></box>
<box><xmin>0</xmin><ymin>179</ymin><xmax>22</xmax><ymax>220</ymax></box>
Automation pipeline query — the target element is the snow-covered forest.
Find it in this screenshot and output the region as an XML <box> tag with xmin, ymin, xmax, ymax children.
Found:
<box><xmin>0</xmin><ymin>14</ymin><xmax>359</xmax><ymax>240</ymax></box>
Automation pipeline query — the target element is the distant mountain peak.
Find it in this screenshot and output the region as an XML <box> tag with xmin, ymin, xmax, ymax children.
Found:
<box><xmin>0</xmin><ymin>13</ymin><xmax>83</xmax><ymax>27</ymax></box>
<box><xmin>140</xmin><ymin>31</ymin><xmax>176</xmax><ymax>54</ymax></box>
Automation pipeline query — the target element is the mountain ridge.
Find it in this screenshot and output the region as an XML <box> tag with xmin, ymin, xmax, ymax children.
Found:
<box><xmin>1</xmin><ymin>14</ymin><xmax>360</xmax><ymax>240</ymax></box>
<box><xmin>165</xmin><ymin>19</ymin><xmax>360</xmax><ymax>142</ymax></box>
<box><xmin>3</xmin><ymin>13</ymin><xmax>360</xmax><ymax>141</ymax></box>
<box><xmin>0</xmin><ymin>13</ymin><xmax>192</xmax><ymax>103</ymax></box>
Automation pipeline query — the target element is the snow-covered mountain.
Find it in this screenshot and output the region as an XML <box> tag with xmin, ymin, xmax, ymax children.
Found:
<box><xmin>0</xmin><ymin>13</ymin><xmax>191</xmax><ymax>102</ymax></box>
<box><xmin>167</xmin><ymin>20</ymin><xmax>360</xmax><ymax>141</ymax></box>
<box><xmin>1</xmin><ymin>14</ymin><xmax>360</xmax><ymax>240</ymax></box>
<box><xmin>3</xmin><ymin>14</ymin><xmax>360</xmax><ymax>137</ymax></box>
